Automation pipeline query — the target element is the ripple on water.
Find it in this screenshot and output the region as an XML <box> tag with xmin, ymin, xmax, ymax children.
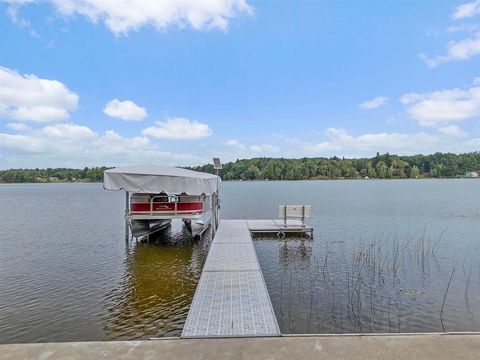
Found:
<box><xmin>0</xmin><ymin>184</ymin><xmax>211</xmax><ymax>343</ymax></box>
<box><xmin>1</xmin><ymin>181</ymin><xmax>480</xmax><ymax>342</ymax></box>
<box><xmin>101</xmin><ymin>227</ymin><xmax>210</xmax><ymax>339</ymax></box>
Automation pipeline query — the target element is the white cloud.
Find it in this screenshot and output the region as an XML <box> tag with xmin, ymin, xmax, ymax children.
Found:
<box><xmin>249</xmin><ymin>144</ymin><xmax>279</xmax><ymax>153</ymax></box>
<box><xmin>0</xmin><ymin>122</ymin><xmax>201</xmax><ymax>168</ymax></box>
<box><xmin>474</xmin><ymin>77</ymin><xmax>480</xmax><ymax>85</ymax></box>
<box><xmin>359</xmin><ymin>96</ymin><xmax>388</xmax><ymax>109</ymax></box>
<box><xmin>103</xmin><ymin>99</ymin><xmax>147</xmax><ymax>121</ymax></box>
<box><xmin>0</xmin><ymin>133</ymin><xmax>44</xmax><ymax>154</ymax></box>
<box><xmin>6</xmin><ymin>3</ymin><xmax>30</xmax><ymax>27</ymax></box>
<box><xmin>225</xmin><ymin>139</ymin><xmax>246</xmax><ymax>150</ymax></box>
<box><xmin>420</xmin><ymin>32</ymin><xmax>480</xmax><ymax>67</ymax></box>
<box><xmin>304</xmin><ymin>127</ymin><xmax>480</xmax><ymax>156</ymax></box>
<box><xmin>421</xmin><ymin>1</ymin><xmax>480</xmax><ymax>67</ymax></box>
<box><xmin>42</xmin><ymin>122</ymin><xmax>96</xmax><ymax>140</ymax></box>
<box><xmin>5</xmin><ymin>122</ymin><xmax>31</xmax><ymax>131</ymax></box>
<box><xmin>400</xmin><ymin>84</ymin><xmax>480</xmax><ymax>127</ymax></box>
<box><xmin>453</xmin><ymin>1</ymin><xmax>480</xmax><ymax>19</ymax></box>
<box><xmin>0</xmin><ymin>66</ymin><xmax>78</xmax><ymax>122</ymax></box>
<box><xmin>142</xmin><ymin>117</ymin><xmax>212</xmax><ymax>140</ymax></box>
<box><xmin>272</xmin><ymin>133</ymin><xmax>302</xmax><ymax>144</ymax></box>
<box><xmin>223</xmin><ymin>139</ymin><xmax>281</xmax><ymax>156</ymax></box>
<box><xmin>5</xmin><ymin>0</ymin><xmax>253</xmax><ymax>35</ymax></box>
<box><xmin>446</xmin><ymin>23</ymin><xmax>480</xmax><ymax>33</ymax></box>
<box><xmin>438</xmin><ymin>125</ymin><xmax>468</xmax><ymax>137</ymax></box>
<box><xmin>222</xmin><ymin>139</ymin><xmax>283</xmax><ymax>158</ymax></box>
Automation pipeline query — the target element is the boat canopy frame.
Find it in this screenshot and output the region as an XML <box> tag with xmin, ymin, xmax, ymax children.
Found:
<box><xmin>103</xmin><ymin>165</ymin><xmax>221</xmax><ymax>195</ymax></box>
<box><xmin>103</xmin><ymin>165</ymin><xmax>221</xmax><ymax>240</ymax></box>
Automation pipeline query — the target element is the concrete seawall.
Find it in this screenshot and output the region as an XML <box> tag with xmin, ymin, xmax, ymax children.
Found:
<box><xmin>2</xmin><ymin>333</ymin><xmax>480</xmax><ymax>360</ymax></box>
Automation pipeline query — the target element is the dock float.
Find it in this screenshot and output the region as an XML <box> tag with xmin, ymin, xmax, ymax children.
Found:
<box><xmin>181</xmin><ymin>220</ymin><xmax>281</xmax><ymax>338</ymax></box>
<box><xmin>247</xmin><ymin>219</ymin><xmax>313</xmax><ymax>237</ymax></box>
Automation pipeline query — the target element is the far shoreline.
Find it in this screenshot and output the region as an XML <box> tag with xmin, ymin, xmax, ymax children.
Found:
<box><xmin>1</xmin><ymin>177</ymin><xmax>479</xmax><ymax>185</ymax></box>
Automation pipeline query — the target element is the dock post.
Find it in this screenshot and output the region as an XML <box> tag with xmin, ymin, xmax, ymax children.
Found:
<box><xmin>124</xmin><ymin>191</ymin><xmax>129</xmax><ymax>243</ymax></box>
<box><xmin>212</xmin><ymin>194</ymin><xmax>216</xmax><ymax>238</ymax></box>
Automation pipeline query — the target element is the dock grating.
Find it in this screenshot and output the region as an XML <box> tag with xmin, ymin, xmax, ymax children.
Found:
<box><xmin>203</xmin><ymin>243</ymin><xmax>260</xmax><ymax>272</ymax></box>
<box><xmin>181</xmin><ymin>220</ymin><xmax>281</xmax><ymax>338</ymax></box>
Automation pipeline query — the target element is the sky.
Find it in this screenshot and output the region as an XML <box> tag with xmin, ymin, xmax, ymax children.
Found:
<box><xmin>0</xmin><ymin>0</ymin><xmax>480</xmax><ymax>169</ymax></box>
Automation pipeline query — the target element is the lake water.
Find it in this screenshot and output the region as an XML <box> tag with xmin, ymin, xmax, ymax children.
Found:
<box><xmin>0</xmin><ymin>180</ymin><xmax>479</xmax><ymax>343</ymax></box>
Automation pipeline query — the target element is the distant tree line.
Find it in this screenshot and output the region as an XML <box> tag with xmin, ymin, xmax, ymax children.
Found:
<box><xmin>1</xmin><ymin>152</ymin><xmax>479</xmax><ymax>183</ymax></box>
<box><xmin>190</xmin><ymin>152</ymin><xmax>480</xmax><ymax>180</ymax></box>
<box><xmin>0</xmin><ymin>167</ymin><xmax>108</xmax><ymax>183</ymax></box>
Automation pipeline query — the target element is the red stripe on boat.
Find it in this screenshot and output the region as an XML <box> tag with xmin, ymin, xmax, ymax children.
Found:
<box><xmin>130</xmin><ymin>202</ymin><xmax>203</xmax><ymax>213</ymax></box>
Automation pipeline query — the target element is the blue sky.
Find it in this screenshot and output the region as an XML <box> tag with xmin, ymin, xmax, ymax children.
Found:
<box><xmin>1</xmin><ymin>0</ymin><xmax>480</xmax><ymax>168</ymax></box>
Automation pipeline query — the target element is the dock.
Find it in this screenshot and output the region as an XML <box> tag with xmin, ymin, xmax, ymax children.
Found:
<box><xmin>182</xmin><ymin>218</ymin><xmax>312</xmax><ymax>338</ymax></box>
<box><xmin>247</xmin><ymin>219</ymin><xmax>313</xmax><ymax>237</ymax></box>
<box><xmin>182</xmin><ymin>219</ymin><xmax>283</xmax><ymax>338</ymax></box>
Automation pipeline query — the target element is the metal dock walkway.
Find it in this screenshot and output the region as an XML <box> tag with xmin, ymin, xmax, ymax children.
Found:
<box><xmin>181</xmin><ymin>220</ymin><xmax>281</xmax><ymax>338</ymax></box>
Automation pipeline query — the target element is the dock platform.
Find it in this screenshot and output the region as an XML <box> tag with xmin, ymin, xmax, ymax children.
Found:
<box><xmin>182</xmin><ymin>219</ymin><xmax>283</xmax><ymax>338</ymax></box>
<box><xmin>247</xmin><ymin>219</ymin><xmax>313</xmax><ymax>236</ymax></box>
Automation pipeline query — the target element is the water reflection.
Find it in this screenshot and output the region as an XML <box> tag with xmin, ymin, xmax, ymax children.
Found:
<box><xmin>102</xmin><ymin>224</ymin><xmax>210</xmax><ymax>339</ymax></box>
<box><xmin>256</xmin><ymin>227</ymin><xmax>480</xmax><ymax>334</ymax></box>
<box><xmin>279</xmin><ymin>238</ymin><xmax>313</xmax><ymax>263</ymax></box>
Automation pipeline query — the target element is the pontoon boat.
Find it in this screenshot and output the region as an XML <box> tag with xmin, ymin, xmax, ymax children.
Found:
<box><xmin>103</xmin><ymin>165</ymin><xmax>221</xmax><ymax>240</ymax></box>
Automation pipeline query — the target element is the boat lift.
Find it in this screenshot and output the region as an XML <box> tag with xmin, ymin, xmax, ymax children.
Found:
<box><xmin>103</xmin><ymin>165</ymin><xmax>221</xmax><ymax>241</ymax></box>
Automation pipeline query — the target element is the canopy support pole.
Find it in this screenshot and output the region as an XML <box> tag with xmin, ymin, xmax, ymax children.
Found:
<box><xmin>125</xmin><ymin>191</ymin><xmax>129</xmax><ymax>243</ymax></box>
<box><xmin>212</xmin><ymin>193</ymin><xmax>217</xmax><ymax>238</ymax></box>
<box><xmin>213</xmin><ymin>191</ymin><xmax>220</xmax><ymax>233</ymax></box>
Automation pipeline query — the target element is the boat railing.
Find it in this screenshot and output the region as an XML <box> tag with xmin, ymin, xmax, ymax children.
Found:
<box><xmin>129</xmin><ymin>194</ymin><xmax>205</xmax><ymax>217</ymax></box>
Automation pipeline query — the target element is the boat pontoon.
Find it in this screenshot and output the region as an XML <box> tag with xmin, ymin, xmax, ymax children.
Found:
<box><xmin>103</xmin><ymin>165</ymin><xmax>221</xmax><ymax>240</ymax></box>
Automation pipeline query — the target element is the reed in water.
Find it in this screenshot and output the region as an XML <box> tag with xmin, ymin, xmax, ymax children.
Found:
<box><xmin>271</xmin><ymin>227</ymin><xmax>469</xmax><ymax>334</ymax></box>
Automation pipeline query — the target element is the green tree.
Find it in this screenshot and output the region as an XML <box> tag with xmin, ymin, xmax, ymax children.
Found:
<box><xmin>410</xmin><ymin>165</ymin><xmax>420</xmax><ymax>178</ymax></box>
<box><xmin>376</xmin><ymin>161</ymin><xmax>388</xmax><ymax>179</ymax></box>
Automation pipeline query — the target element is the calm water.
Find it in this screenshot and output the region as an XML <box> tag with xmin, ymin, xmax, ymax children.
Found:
<box><xmin>0</xmin><ymin>180</ymin><xmax>479</xmax><ymax>343</ymax></box>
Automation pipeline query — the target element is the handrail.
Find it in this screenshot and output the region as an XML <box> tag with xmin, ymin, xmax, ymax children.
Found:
<box><xmin>129</xmin><ymin>194</ymin><xmax>206</xmax><ymax>216</ymax></box>
<box><xmin>278</xmin><ymin>205</ymin><xmax>311</xmax><ymax>226</ymax></box>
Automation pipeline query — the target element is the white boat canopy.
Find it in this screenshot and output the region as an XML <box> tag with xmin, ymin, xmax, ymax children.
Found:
<box><xmin>103</xmin><ymin>165</ymin><xmax>221</xmax><ymax>195</ymax></box>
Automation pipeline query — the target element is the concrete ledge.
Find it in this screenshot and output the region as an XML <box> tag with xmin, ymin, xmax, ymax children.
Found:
<box><xmin>2</xmin><ymin>333</ymin><xmax>480</xmax><ymax>360</ymax></box>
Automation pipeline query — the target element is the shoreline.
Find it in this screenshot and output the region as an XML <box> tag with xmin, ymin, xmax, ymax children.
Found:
<box><xmin>0</xmin><ymin>177</ymin><xmax>479</xmax><ymax>185</ymax></box>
